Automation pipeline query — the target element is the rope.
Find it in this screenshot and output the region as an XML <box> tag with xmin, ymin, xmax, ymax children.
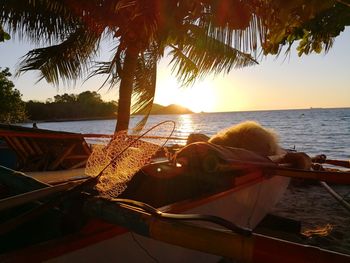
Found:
<box><xmin>320</xmin><ymin>181</ymin><xmax>350</xmax><ymax>213</ymax></box>
<box><xmin>130</xmin><ymin>232</ymin><xmax>159</xmax><ymax>263</ymax></box>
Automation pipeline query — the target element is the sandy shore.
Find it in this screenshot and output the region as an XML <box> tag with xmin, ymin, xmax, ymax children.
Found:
<box><xmin>272</xmin><ymin>183</ymin><xmax>350</xmax><ymax>254</ymax></box>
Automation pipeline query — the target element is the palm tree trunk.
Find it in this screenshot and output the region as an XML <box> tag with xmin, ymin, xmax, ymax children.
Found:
<box><xmin>115</xmin><ymin>49</ymin><xmax>138</xmax><ymax>133</ymax></box>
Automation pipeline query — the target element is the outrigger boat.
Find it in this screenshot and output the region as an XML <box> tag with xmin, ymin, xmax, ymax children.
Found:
<box><xmin>0</xmin><ymin>124</ymin><xmax>349</xmax><ymax>262</ymax></box>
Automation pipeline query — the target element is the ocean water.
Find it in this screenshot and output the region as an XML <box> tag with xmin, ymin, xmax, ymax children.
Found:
<box><xmin>27</xmin><ymin>108</ymin><xmax>350</xmax><ymax>160</ymax></box>
<box><xmin>23</xmin><ymin>108</ymin><xmax>350</xmax><ymax>254</ymax></box>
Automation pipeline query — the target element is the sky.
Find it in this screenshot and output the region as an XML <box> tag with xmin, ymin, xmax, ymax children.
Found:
<box><xmin>0</xmin><ymin>28</ymin><xmax>349</xmax><ymax>113</ymax></box>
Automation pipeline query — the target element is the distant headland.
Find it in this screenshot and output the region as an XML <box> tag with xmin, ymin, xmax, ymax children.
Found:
<box><xmin>134</xmin><ymin>103</ymin><xmax>193</xmax><ymax>115</ymax></box>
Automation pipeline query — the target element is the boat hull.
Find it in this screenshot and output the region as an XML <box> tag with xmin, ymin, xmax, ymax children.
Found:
<box><xmin>24</xmin><ymin>172</ymin><xmax>289</xmax><ymax>263</ymax></box>
<box><xmin>1</xmin><ymin>152</ymin><xmax>289</xmax><ymax>262</ymax></box>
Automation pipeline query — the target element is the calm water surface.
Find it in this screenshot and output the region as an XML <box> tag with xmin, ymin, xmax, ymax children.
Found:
<box><xmin>23</xmin><ymin>108</ymin><xmax>350</xmax><ymax>254</ymax></box>
<box><xmin>26</xmin><ymin>108</ymin><xmax>350</xmax><ymax>159</ymax></box>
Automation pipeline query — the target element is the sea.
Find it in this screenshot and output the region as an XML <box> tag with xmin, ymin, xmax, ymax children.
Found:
<box><xmin>23</xmin><ymin>108</ymin><xmax>350</xmax><ymax>254</ymax></box>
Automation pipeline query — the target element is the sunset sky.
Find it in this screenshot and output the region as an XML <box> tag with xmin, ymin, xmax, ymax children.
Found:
<box><xmin>1</xmin><ymin>28</ymin><xmax>349</xmax><ymax>113</ymax></box>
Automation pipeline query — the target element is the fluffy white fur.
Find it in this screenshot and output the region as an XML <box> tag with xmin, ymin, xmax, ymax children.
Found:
<box><xmin>208</xmin><ymin>121</ymin><xmax>280</xmax><ymax>156</ymax></box>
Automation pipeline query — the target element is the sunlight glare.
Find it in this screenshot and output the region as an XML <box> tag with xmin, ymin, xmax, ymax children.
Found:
<box><xmin>155</xmin><ymin>76</ymin><xmax>217</xmax><ymax>113</ymax></box>
<box><xmin>175</xmin><ymin>82</ymin><xmax>216</xmax><ymax>113</ymax></box>
<box><xmin>177</xmin><ymin>114</ymin><xmax>194</xmax><ymax>139</ymax></box>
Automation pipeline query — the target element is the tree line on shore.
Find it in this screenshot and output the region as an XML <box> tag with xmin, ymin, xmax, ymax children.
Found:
<box><xmin>26</xmin><ymin>92</ymin><xmax>118</xmax><ymax>121</ymax></box>
<box><xmin>0</xmin><ymin>67</ymin><xmax>117</xmax><ymax>123</ymax></box>
<box><xmin>0</xmin><ymin>67</ymin><xmax>191</xmax><ymax>123</ymax></box>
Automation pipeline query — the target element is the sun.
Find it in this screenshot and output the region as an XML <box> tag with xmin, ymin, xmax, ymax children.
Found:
<box><xmin>175</xmin><ymin>83</ymin><xmax>216</xmax><ymax>113</ymax></box>
<box><xmin>155</xmin><ymin>77</ymin><xmax>217</xmax><ymax>113</ymax></box>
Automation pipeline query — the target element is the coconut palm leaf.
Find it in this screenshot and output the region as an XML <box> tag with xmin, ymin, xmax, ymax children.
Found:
<box><xmin>88</xmin><ymin>45</ymin><xmax>124</xmax><ymax>91</ymax></box>
<box><xmin>0</xmin><ymin>0</ymin><xmax>80</xmax><ymax>44</ymax></box>
<box><xmin>168</xmin><ymin>24</ymin><xmax>258</xmax><ymax>86</ymax></box>
<box><xmin>131</xmin><ymin>47</ymin><xmax>158</xmax><ymax>132</ymax></box>
<box><xmin>168</xmin><ymin>46</ymin><xmax>199</xmax><ymax>86</ymax></box>
<box><xmin>17</xmin><ymin>27</ymin><xmax>102</xmax><ymax>85</ymax></box>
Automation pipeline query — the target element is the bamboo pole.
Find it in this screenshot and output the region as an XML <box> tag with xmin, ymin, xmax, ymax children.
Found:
<box><xmin>202</xmin><ymin>159</ymin><xmax>350</xmax><ymax>185</ymax></box>
<box><xmin>0</xmin><ymin>131</ymin><xmax>187</xmax><ymax>141</ymax></box>
<box><xmin>324</xmin><ymin>159</ymin><xmax>350</xmax><ymax>169</ymax></box>
<box><xmin>0</xmin><ymin>181</ymin><xmax>82</xmax><ymax>211</ymax></box>
<box><xmin>320</xmin><ymin>181</ymin><xmax>350</xmax><ymax>212</ymax></box>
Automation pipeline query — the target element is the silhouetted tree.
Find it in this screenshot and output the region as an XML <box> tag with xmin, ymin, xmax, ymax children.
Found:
<box><xmin>0</xmin><ymin>68</ymin><xmax>26</xmax><ymax>123</ymax></box>
<box><xmin>26</xmin><ymin>91</ymin><xmax>117</xmax><ymax>121</ymax></box>
<box><xmin>77</xmin><ymin>91</ymin><xmax>103</xmax><ymax>104</ymax></box>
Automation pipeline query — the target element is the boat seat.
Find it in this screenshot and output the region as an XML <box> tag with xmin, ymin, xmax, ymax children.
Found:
<box><xmin>0</xmin><ymin>124</ymin><xmax>91</xmax><ymax>172</ymax></box>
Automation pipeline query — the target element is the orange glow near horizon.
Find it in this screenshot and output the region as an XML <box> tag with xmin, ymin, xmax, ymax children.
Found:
<box><xmin>155</xmin><ymin>76</ymin><xmax>218</xmax><ymax>113</ymax></box>
<box><xmin>152</xmin><ymin>38</ymin><xmax>350</xmax><ymax>113</ymax></box>
<box><xmin>2</xmin><ymin>29</ymin><xmax>349</xmax><ymax>112</ymax></box>
<box><xmin>174</xmin><ymin>83</ymin><xmax>217</xmax><ymax>113</ymax></box>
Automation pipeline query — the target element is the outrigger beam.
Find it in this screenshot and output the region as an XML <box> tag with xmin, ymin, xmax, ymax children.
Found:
<box><xmin>209</xmin><ymin>160</ymin><xmax>350</xmax><ymax>185</ymax></box>
<box><xmin>268</xmin><ymin>166</ymin><xmax>350</xmax><ymax>185</ymax></box>
<box><xmin>84</xmin><ymin>197</ymin><xmax>350</xmax><ymax>263</ymax></box>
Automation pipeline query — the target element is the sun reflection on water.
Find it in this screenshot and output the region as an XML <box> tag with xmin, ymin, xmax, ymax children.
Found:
<box><xmin>175</xmin><ymin>114</ymin><xmax>195</xmax><ymax>143</ymax></box>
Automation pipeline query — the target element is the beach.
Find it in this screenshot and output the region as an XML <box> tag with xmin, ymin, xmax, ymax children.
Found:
<box><xmin>272</xmin><ymin>183</ymin><xmax>350</xmax><ymax>254</ymax></box>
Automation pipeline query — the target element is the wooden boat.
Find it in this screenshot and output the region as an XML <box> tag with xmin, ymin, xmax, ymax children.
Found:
<box><xmin>0</xmin><ymin>123</ymin><xmax>91</xmax><ymax>171</ymax></box>
<box><xmin>0</xmin><ymin>125</ymin><xmax>349</xmax><ymax>262</ymax></box>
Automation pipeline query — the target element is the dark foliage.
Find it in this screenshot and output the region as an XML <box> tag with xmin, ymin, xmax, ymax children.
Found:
<box><xmin>26</xmin><ymin>91</ymin><xmax>117</xmax><ymax>121</ymax></box>
<box><xmin>0</xmin><ymin>68</ymin><xmax>26</xmax><ymax>123</ymax></box>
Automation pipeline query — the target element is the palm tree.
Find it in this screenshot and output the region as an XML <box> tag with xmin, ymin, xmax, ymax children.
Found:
<box><xmin>1</xmin><ymin>0</ymin><xmax>348</xmax><ymax>132</ymax></box>
<box><xmin>0</xmin><ymin>0</ymin><xmax>259</xmax><ymax>132</ymax></box>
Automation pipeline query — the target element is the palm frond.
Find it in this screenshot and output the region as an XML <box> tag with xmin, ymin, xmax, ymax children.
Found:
<box><xmin>131</xmin><ymin>47</ymin><xmax>158</xmax><ymax>133</ymax></box>
<box><xmin>0</xmin><ymin>0</ymin><xmax>80</xmax><ymax>45</ymax></box>
<box><xmin>190</xmin><ymin>2</ymin><xmax>265</xmax><ymax>56</ymax></box>
<box><xmin>168</xmin><ymin>24</ymin><xmax>258</xmax><ymax>86</ymax></box>
<box><xmin>88</xmin><ymin>45</ymin><xmax>124</xmax><ymax>90</ymax></box>
<box><xmin>17</xmin><ymin>27</ymin><xmax>102</xmax><ymax>85</ymax></box>
<box><xmin>168</xmin><ymin>45</ymin><xmax>199</xmax><ymax>86</ymax></box>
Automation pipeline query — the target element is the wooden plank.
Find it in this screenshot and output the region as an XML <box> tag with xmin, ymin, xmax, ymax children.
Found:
<box><xmin>19</xmin><ymin>137</ymin><xmax>36</xmax><ymax>156</ymax></box>
<box><xmin>2</xmin><ymin>136</ymin><xmax>25</xmax><ymax>159</ymax></box>
<box><xmin>28</xmin><ymin>138</ymin><xmax>44</xmax><ymax>155</ymax></box>
<box><xmin>69</xmin><ymin>159</ymin><xmax>87</xmax><ymax>169</ymax></box>
<box><xmin>4</xmin><ymin>137</ymin><xmax>26</xmax><ymax>161</ymax></box>
<box><xmin>48</xmin><ymin>143</ymin><xmax>77</xmax><ymax>170</ymax></box>
<box><xmin>65</xmin><ymin>154</ymin><xmax>89</xmax><ymax>159</ymax></box>
<box><xmin>28</xmin><ymin>168</ymin><xmax>87</xmax><ymax>184</ymax></box>
<box><xmin>82</xmin><ymin>140</ymin><xmax>92</xmax><ymax>155</ymax></box>
<box><xmin>0</xmin><ymin>181</ymin><xmax>82</xmax><ymax>211</ymax></box>
<box><xmin>11</xmin><ymin>137</ymin><xmax>29</xmax><ymax>158</ymax></box>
